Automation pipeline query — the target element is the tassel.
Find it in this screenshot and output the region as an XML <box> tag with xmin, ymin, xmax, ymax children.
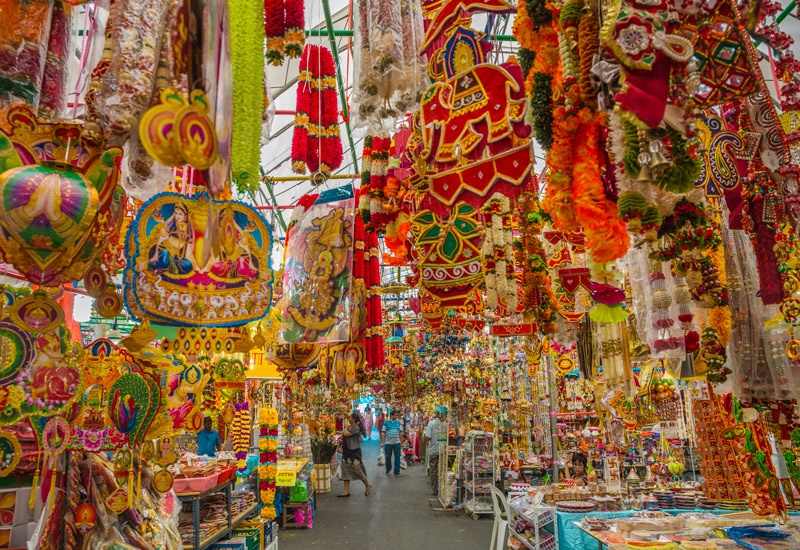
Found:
<box><xmin>47</xmin><ymin>457</ymin><xmax>57</xmax><ymax>509</ymax></box>
<box><xmin>29</xmin><ymin>455</ymin><xmax>40</xmax><ymax>510</ymax></box>
<box><xmin>128</xmin><ymin>466</ymin><xmax>134</xmax><ymax>509</ymax></box>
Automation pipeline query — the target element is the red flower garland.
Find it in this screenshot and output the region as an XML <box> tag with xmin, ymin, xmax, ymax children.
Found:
<box><xmin>283</xmin><ymin>0</ymin><xmax>305</xmax><ymax>58</ymax></box>
<box><xmin>291</xmin><ymin>45</ymin><xmax>343</xmax><ymax>177</ymax></box>
<box><xmin>264</xmin><ymin>0</ymin><xmax>285</xmax><ymax>65</ymax></box>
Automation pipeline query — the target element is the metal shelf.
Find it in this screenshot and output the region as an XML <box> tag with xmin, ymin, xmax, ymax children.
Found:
<box><xmin>176</xmin><ymin>479</ymin><xmax>234</xmax><ymax>501</ymax></box>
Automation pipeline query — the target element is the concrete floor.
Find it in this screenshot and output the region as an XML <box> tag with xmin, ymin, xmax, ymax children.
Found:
<box><xmin>278</xmin><ymin>437</ymin><xmax>493</xmax><ymax>550</ymax></box>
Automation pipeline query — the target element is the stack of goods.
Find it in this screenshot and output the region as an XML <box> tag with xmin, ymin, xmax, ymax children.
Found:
<box><xmin>716</xmin><ymin>499</ymin><xmax>749</xmax><ymax>511</ymax></box>
<box><xmin>616</xmin><ymin>514</ymin><xmax>685</xmax><ymax>539</ymax></box>
<box><xmin>653</xmin><ymin>491</ymin><xmax>675</xmax><ymax>509</ymax></box>
<box><xmin>555</xmin><ymin>500</ymin><xmax>597</xmax><ymax>513</ymax></box>
<box><xmin>231</xmin><ymin>489</ymin><xmax>258</xmax><ymax>517</ymax></box>
<box><xmin>697</xmin><ymin>496</ymin><xmax>717</xmax><ymax>510</ymax></box>
<box><xmin>582</xmin><ymin>517</ymin><xmax>612</xmax><ymax>531</ymax></box>
<box><xmin>674</xmin><ymin>493</ymin><xmax>698</xmax><ymax>510</ymax></box>
<box><xmin>179</xmin><ymin>493</ymin><xmax>229</xmax><ymax>546</ymax></box>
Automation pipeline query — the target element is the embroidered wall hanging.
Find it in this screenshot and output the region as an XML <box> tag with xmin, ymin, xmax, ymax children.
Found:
<box><xmin>124</xmin><ymin>191</ymin><xmax>273</xmax><ymax>327</ymax></box>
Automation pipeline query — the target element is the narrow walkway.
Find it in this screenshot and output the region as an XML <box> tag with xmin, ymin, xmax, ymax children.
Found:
<box><xmin>279</xmin><ymin>437</ymin><xmax>493</xmax><ymax>550</ymax></box>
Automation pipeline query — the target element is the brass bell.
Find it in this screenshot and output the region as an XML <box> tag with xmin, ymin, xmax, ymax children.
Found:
<box><xmin>649</xmin><ymin>149</ymin><xmax>671</xmax><ymax>177</ymax></box>
<box><xmin>634</xmin><ymin>164</ymin><xmax>652</xmax><ymax>183</ymax></box>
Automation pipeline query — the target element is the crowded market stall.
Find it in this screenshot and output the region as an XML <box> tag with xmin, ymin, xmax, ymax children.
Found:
<box><xmin>0</xmin><ymin>0</ymin><xmax>799</xmax><ymax>548</ymax></box>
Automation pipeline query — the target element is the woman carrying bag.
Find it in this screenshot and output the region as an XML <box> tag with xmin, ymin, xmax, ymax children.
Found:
<box><xmin>338</xmin><ymin>411</ymin><xmax>372</xmax><ymax>497</ymax></box>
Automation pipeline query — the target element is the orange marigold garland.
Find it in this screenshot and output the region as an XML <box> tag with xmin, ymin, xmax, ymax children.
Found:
<box><xmin>572</xmin><ymin>118</ymin><xmax>629</xmax><ymax>263</ymax></box>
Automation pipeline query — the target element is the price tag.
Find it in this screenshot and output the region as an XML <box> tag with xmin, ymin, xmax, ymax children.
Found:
<box><xmin>276</xmin><ymin>470</ymin><xmax>297</xmax><ymax>487</ymax></box>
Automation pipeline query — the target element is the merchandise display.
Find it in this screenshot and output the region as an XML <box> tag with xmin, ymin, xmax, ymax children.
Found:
<box><xmin>0</xmin><ymin>0</ymin><xmax>798</xmax><ymax>547</ymax></box>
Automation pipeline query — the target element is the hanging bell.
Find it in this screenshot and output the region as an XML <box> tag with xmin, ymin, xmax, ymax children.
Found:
<box><xmin>634</xmin><ymin>164</ymin><xmax>653</xmax><ymax>183</ymax></box>
<box><xmin>649</xmin><ymin>149</ymin><xmax>671</xmax><ymax>177</ymax></box>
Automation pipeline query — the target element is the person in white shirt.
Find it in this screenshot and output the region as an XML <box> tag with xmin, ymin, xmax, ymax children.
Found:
<box><xmin>424</xmin><ymin>407</ymin><xmax>445</xmax><ymax>495</ymax></box>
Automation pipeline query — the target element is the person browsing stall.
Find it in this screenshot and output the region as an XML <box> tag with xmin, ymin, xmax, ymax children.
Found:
<box><xmin>382</xmin><ymin>410</ymin><xmax>404</xmax><ymax>476</ymax></box>
<box><xmin>424</xmin><ymin>407</ymin><xmax>445</xmax><ymax>495</ymax></box>
<box><xmin>197</xmin><ymin>417</ymin><xmax>221</xmax><ymax>457</ymax></box>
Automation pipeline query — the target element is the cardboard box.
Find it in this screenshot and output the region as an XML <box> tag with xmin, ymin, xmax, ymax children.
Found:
<box><xmin>232</xmin><ymin>524</ymin><xmax>263</xmax><ymax>550</ymax></box>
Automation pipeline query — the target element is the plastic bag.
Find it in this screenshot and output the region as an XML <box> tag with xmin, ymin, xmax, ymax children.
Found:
<box><xmin>400</xmin><ymin>456</ymin><xmax>407</xmax><ymax>470</ymax></box>
<box><xmin>279</xmin><ymin>186</ymin><xmax>356</xmax><ymax>344</ymax></box>
<box><xmin>377</xmin><ymin>448</ymin><xmax>385</xmax><ymax>466</ymax></box>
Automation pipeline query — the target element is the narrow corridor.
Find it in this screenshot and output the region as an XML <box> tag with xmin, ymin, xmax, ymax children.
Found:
<box><xmin>280</xmin><ymin>437</ymin><xmax>493</xmax><ymax>550</ymax></box>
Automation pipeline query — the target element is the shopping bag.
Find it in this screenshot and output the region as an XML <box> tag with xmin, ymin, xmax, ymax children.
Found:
<box><xmin>377</xmin><ymin>449</ymin><xmax>385</xmax><ymax>466</ymax></box>
<box><xmin>400</xmin><ymin>456</ymin><xmax>407</xmax><ymax>470</ymax></box>
<box><xmin>335</xmin><ymin>459</ymin><xmax>342</xmax><ymax>480</ymax></box>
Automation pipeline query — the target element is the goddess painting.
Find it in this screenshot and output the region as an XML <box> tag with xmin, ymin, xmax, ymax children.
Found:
<box><xmin>148</xmin><ymin>203</ymin><xmax>195</xmax><ymax>275</ymax></box>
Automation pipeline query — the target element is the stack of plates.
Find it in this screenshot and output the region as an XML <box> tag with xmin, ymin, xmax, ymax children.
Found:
<box><xmin>654</xmin><ymin>491</ymin><xmax>675</xmax><ymax>509</ymax></box>
<box><xmin>717</xmin><ymin>499</ymin><xmax>748</xmax><ymax>510</ymax></box>
<box><xmin>674</xmin><ymin>494</ymin><xmax>698</xmax><ymax>509</ymax></box>
<box><xmin>556</xmin><ymin>500</ymin><xmax>597</xmax><ymax>513</ymax></box>
<box><xmin>697</xmin><ymin>497</ymin><xmax>717</xmax><ymax>510</ymax></box>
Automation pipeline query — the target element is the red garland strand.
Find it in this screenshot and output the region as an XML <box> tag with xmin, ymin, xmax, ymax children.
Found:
<box><xmin>265</xmin><ymin>0</ymin><xmax>285</xmax><ymax>65</ymax></box>
<box><xmin>283</xmin><ymin>0</ymin><xmax>305</xmax><ymax>58</ymax></box>
<box><xmin>291</xmin><ymin>45</ymin><xmax>342</xmax><ymax>177</ymax></box>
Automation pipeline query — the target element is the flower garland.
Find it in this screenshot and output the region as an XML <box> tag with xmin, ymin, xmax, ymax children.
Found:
<box><xmin>264</xmin><ymin>0</ymin><xmax>305</xmax><ymax>65</ymax></box>
<box><xmin>572</xmin><ymin>118</ymin><xmax>629</xmax><ymax>263</ymax></box>
<box><xmin>264</xmin><ymin>0</ymin><xmax>285</xmax><ymax>65</ymax></box>
<box><xmin>258</xmin><ymin>407</ymin><xmax>279</xmax><ymax>520</ymax></box>
<box><xmin>359</xmin><ymin>136</ymin><xmax>373</xmax><ymax>223</ymax></box>
<box><xmin>367</xmin><ymin>135</ymin><xmax>391</xmax><ymax>232</ymax></box>
<box><xmin>232</xmin><ymin>402</ymin><xmax>251</xmax><ymax>476</ymax></box>
<box><xmin>283</xmin><ymin>0</ymin><xmax>305</xmax><ymax>58</ymax></box>
<box><xmin>481</xmin><ymin>195</ymin><xmax>517</xmax><ymax>312</ymax></box>
<box><xmin>516</xmin><ymin>178</ymin><xmax>558</xmax><ymax>334</ymax></box>
<box><xmin>291</xmin><ymin>45</ymin><xmax>343</xmax><ymax>178</ymax></box>
<box><xmin>230</xmin><ymin>0</ymin><xmax>265</xmax><ymax>193</ymax></box>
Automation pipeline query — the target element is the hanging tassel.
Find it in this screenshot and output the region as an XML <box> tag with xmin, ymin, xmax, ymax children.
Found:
<box><xmin>47</xmin><ymin>456</ymin><xmax>57</xmax><ymax>509</ymax></box>
<box><xmin>128</xmin><ymin>465</ymin><xmax>134</xmax><ymax>509</ymax></box>
<box><xmin>29</xmin><ymin>453</ymin><xmax>40</xmax><ymax>510</ymax></box>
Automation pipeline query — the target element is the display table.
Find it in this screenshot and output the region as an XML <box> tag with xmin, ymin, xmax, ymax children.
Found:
<box><xmin>556</xmin><ymin>509</ymin><xmax>751</xmax><ymax>550</ymax></box>
<box><xmin>277</xmin><ymin>457</ymin><xmax>315</xmax><ymax>529</ymax></box>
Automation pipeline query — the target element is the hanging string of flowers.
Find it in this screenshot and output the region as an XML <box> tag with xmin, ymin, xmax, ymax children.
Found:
<box><xmin>482</xmin><ymin>195</ymin><xmax>517</xmax><ymax>312</ymax></box>
<box><xmin>265</xmin><ymin>0</ymin><xmax>285</xmax><ymax>65</ymax></box>
<box><xmin>291</xmin><ymin>45</ymin><xmax>343</xmax><ymax>178</ymax></box>
<box><xmin>283</xmin><ymin>0</ymin><xmax>305</xmax><ymax>58</ymax></box>
<box><xmin>516</xmin><ymin>177</ymin><xmax>558</xmax><ymax>335</ymax></box>
<box><xmin>230</xmin><ymin>0</ymin><xmax>265</xmax><ymax>192</ymax></box>
<box><xmin>367</xmin><ymin>135</ymin><xmax>391</xmax><ymax>232</ymax></box>
<box><xmin>233</xmin><ymin>402</ymin><xmax>251</xmax><ymax>477</ymax></box>
<box><xmin>259</xmin><ymin>407</ymin><xmax>279</xmax><ymax>520</ymax></box>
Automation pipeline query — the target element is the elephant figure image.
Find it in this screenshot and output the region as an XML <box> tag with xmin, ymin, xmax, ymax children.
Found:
<box><xmin>419</xmin><ymin>62</ymin><xmax>527</xmax><ymax>163</ymax></box>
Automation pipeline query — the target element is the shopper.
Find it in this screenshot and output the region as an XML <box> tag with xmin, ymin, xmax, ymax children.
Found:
<box><xmin>569</xmin><ymin>452</ymin><xmax>589</xmax><ymax>487</ymax></box>
<box><xmin>382</xmin><ymin>410</ymin><xmax>404</xmax><ymax>476</ymax></box>
<box><xmin>424</xmin><ymin>407</ymin><xmax>444</xmax><ymax>495</ymax></box>
<box><xmin>338</xmin><ymin>411</ymin><xmax>372</xmax><ymax>497</ymax></box>
<box><xmin>376</xmin><ymin>408</ymin><xmax>385</xmax><ymax>441</ymax></box>
<box><xmin>364</xmin><ymin>406</ymin><xmax>374</xmax><ymax>439</ymax></box>
<box><xmin>197</xmin><ymin>417</ymin><xmax>221</xmax><ymax>457</ymax></box>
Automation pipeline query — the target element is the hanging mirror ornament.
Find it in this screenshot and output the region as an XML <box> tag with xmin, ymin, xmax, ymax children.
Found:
<box><xmin>0</xmin><ymin>428</ymin><xmax>21</xmax><ymax>477</ymax></box>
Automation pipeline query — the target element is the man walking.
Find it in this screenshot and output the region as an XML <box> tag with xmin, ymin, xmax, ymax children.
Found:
<box><xmin>424</xmin><ymin>407</ymin><xmax>445</xmax><ymax>495</ymax></box>
<box><xmin>382</xmin><ymin>410</ymin><xmax>404</xmax><ymax>476</ymax></box>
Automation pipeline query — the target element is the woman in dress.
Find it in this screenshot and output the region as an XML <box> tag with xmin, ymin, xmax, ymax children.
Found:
<box><xmin>338</xmin><ymin>411</ymin><xmax>372</xmax><ymax>497</ymax></box>
<box><xmin>149</xmin><ymin>203</ymin><xmax>195</xmax><ymax>274</ymax></box>
<box><xmin>364</xmin><ymin>406</ymin><xmax>374</xmax><ymax>440</ymax></box>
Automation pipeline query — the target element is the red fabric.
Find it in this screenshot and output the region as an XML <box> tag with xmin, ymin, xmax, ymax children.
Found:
<box><xmin>56</xmin><ymin>289</ymin><xmax>82</xmax><ymax>344</ymax></box>
<box><xmin>616</xmin><ymin>56</ymin><xmax>671</xmax><ymax>128</ymax></box>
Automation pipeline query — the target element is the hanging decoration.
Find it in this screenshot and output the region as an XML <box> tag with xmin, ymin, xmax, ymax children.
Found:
<box><xmin>124</xmin><ymin>191</ymin><xmax>274</xmax><ymax>327</ymax></box>
<box><xmin>164</xmin><ymin>356</ymin><xmax>208</xmax><ymax>431</ymax></box>
<box><xmin>279</xmin><ymin>188</ymin><xmax>354</xmax><ymax>343</ymax></box>
<box><xmin>265</xmin><ymin>0</ymin><xmax>305</xmax><ymax>64</ymax></box>
<box><xmin>350</xmin><ymin>0</ymin><xmax>427</xmax><ymax>130</ymax></box>
<box><xmin>0</xmin><ymin>428</ymin><xmax>21</xmax><ymax>477</ymax></box>
<box><xmin>138</xmin><ymin>89</ymin><xmax>219</xmax><ymax>171</ymax></box>
<box><xmin>408</xmin><ymin>203</ymin><xmax>485</xmax><ymax>322</ymax></box>
<box><xmin>0</xmin><ymin>104</ymin><xmax>125</xmax><ymax>287</ymax></box>
<box><xmin>233</xmin><ymin>402</ymin><xmax>251</xmax><ymax>476</ymax></box>
<box><xmin>259</xmin><ymin>407</ymin><xmax>279</xmax><ymax>520</ymax></box>
<box><xmin>229</xmin><ymin>0</ymin><xmax>266</xmax><ymax>192</ymax></box>
<box><xmin>481</xmin><ymin>194</ymin><xmax>517</xmax><ymax>312</ymax></box>
<box><xmin>291</xmin><ymin>45</ymin><xmax>343</xmax><ymax>181</ymax></box>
